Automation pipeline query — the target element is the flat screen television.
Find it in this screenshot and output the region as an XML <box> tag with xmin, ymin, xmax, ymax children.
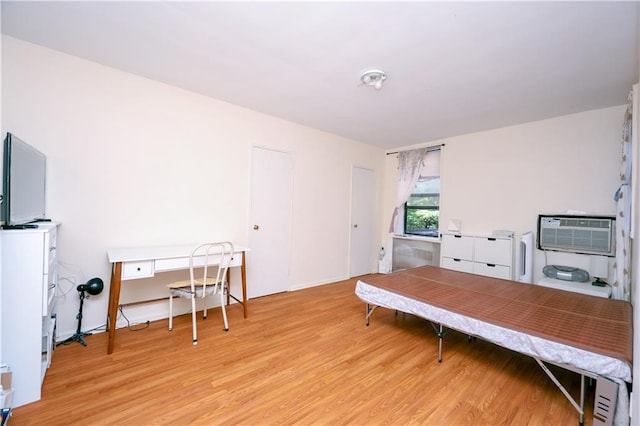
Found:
<box><xmin>1</xmin><ymin>132</ymin><xmax>47</xmax><ymax>228</ymax></box>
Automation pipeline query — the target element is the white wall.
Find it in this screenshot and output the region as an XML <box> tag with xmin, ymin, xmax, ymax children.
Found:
<box><xmin>384</xmin><ymin>105</ymin><xmax>625</xmax><ymax>284</ymax></box>
<box><xmin>0</xmin><ymin>36</ymin><xmax>385</xmax><ymax>339</ymax></box>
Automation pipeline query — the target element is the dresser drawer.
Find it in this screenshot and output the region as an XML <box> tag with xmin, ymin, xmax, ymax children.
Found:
<box><xmin>441</xmin><ymin>257</ymin><xmax>474</xmax><ymax>273</ymax></box>
<box><xmin>473</xmin><ymin>263</ymin><xmax>511</xmax><ymax>280</ymax></box>
<box><xmin>43</xmin><ymin>226</ymin><xmax>57</xmax><ymax>275</ymax></box>
<box><xmin>441</xmin><ymin>234</ymin><xmax>473</xmax><ymax>260</ymax></box>
<box><xmin>474</xmin><ymin>237</ymin><xmax>512</xmax><ymax>266</ymax></box>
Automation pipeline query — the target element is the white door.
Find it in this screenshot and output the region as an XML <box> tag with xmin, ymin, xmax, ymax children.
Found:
<box><xmin>247</xmin><ymin>147</ymin><xmax>292</xmax><ymax>298</ymax></box>
<box><xmin>350</xmin><ymin>166</ymin><xmax>375</xmax><ymax>277</ymax></box>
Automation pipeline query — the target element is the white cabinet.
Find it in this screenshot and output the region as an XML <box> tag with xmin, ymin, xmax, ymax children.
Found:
<box><xmin>1</xmin><ymin>223</ymin><xmax>58</xmax><ymax>407</ymax></box>
<box><xmin>440</xmin><ymin>233</ymin><xmax>513</xmax><ymax>280</ymax></box>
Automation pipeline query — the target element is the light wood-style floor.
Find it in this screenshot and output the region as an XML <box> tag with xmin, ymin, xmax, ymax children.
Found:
<box><xmin>10</xmin><ymin>276</ymin><xmax>594</xmax><ymax>425</ymax></box>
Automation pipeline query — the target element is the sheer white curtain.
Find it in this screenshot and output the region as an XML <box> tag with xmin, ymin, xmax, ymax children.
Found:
<box><xmin>612</xmin><ymin>93</ymin><xmax>633</xmax><ymax>301</ymax></box>
<box><xmin>389</xmin><ymin>148</ymin><xmax>441</xmax><ymax>234</ymax></box>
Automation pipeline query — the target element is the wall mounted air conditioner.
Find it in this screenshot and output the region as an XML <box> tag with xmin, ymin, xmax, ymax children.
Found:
<box><xmin>537</xmin><ymin>214</ymin><xmax>616</xmax><ymax>257</ymax></box>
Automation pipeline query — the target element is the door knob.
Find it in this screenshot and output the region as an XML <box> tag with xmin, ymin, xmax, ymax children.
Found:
<box><xmin>253</xmin><ymin>225</ymin><xmax>259</xmax><ymax>230</ymax></box>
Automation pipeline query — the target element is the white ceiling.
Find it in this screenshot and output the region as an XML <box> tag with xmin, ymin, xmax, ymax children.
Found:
<box><xmin>1</xmin><ymin>1</ymin><xmax>638</xmax><ymax>149</ymax></box>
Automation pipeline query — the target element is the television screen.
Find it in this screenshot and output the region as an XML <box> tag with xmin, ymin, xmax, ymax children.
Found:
<box><xmin>1</xmin><ymin>133</ymin><xmax>47</xmax><ymax>227</ymax></box>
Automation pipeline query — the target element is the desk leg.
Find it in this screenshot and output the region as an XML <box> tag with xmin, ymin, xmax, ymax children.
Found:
<box><xmin>107</xmin><ymin>262</ymin><xmax>123</xmax><ymax>354</ymax></box>
<box><xmin>226</xmin><ymin>268</ymin><xmax>231</xmax><ymax>306</ymax></box>
<box><xmin>241</xmin><ymin>251</ymin><xmax>248</xmax><ymax>318</ymax></box>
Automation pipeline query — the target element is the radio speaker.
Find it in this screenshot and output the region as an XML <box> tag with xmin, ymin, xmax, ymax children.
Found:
<box><xmin>542</xmin><ymin>265</ymin><xmax>589</xmax><ymax>282</ymax></box>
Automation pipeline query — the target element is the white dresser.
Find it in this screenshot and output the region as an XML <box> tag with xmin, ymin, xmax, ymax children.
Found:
<box><xmin>440</xmin><ymin>233</ymin><xmax>513</xmax><ymax>280</ymax></box>
<box><xmin>1</xmin><ymin>223</ymin><xmax>58</xmax><ymax>407</ymax></box>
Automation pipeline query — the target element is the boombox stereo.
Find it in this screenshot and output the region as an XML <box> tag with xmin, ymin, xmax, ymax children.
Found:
<box><xmin>542</xmin><ymin>265</ymin><xmax>589</xmax><ymax>282</ymax></box>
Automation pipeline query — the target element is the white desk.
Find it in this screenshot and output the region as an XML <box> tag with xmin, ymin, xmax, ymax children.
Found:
<box><xmin>106</xmin><ymin>244</ymin><xmax>249</xmax><ymax>354</ymax></box>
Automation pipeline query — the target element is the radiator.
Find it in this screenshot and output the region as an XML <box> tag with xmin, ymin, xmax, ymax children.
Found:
<box><xmin>392</xmin><ymin>237</ymin><xmax>441</xmax><ymax>272</ymax></box>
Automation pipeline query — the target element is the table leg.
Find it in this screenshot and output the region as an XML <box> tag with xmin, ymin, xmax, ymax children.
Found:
<box><xmin>107</xmin><ymin>262</ymin><xmax>122</xmax><ymax>354</ymax></box>
<box><xmin>241</xmin><ymin>251</ymin><xmax>248</xmax><ymax>318</ymax></box>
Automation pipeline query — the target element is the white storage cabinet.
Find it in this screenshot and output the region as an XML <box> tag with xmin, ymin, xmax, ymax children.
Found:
<box><xmin>1</xmin><ymin>223</ymin><xmax>58</xmax><ymax>407</ymax></box>
<box><xmin>440</xmin><ymin>233</ymin><xmax>513</xmax><ymax>280</ymax></box>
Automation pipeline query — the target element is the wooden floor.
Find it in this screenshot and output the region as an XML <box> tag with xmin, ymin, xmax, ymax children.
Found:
<box><xmin>10</xmin><ymin>275</ymin><xmax>595</xmax><ymax>425</ymax></box>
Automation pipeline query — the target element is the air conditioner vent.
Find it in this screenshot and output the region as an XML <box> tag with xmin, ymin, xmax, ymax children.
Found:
<box><xmin>537</xmin><ymin>215</ymin><xmax>616</xmax><ymax>256</ymax></box>
<box><xmin>558</xmin><ymin>218</ymin><xmax>612</xmax><ymax>229</ymax></box>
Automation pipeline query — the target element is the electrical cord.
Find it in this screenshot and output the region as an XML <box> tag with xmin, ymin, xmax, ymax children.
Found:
<box><xmin>118</xmin><ymin>305</ymin><xmax>151</xmax><ymax>331</ymax></box>
<box><xmin>56</xmin><ymin>276</ymin><xmax>77</xmax><ymax>302</ymax></box>
<box><xmin>86</xmin><ymin>324</ymin><xmax>107</xmax><ymax>333</ymax></box>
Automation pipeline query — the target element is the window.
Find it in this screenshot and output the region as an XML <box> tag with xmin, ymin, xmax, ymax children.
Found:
<box><xmin>393</xmin><ymin>146</ymin><xmax>441</xmax><ymax>237</ymax></box>
<box><xmin>404</xmin><ymin>176</ymin><xmax>439</xmax><ymax>237</ymax></box>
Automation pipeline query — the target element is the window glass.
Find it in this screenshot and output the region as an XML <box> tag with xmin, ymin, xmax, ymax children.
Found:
<box><xmin>404</xmin><ymin>177</ymin><xmax>439</xmax><ymax>237</ymax></box>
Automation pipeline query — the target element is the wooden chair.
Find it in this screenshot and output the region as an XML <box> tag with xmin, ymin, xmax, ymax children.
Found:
<box><xmin>166</xmin><ymin>242</ymin><xmax>234</xmax><ymax>344</ymax></box>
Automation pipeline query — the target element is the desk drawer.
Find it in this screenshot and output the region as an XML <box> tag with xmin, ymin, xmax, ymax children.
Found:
<box><xmin>122</xmin><ymin>261</ymin><xmax>155</xmax><ymax>280</ymax></box>
<box><xmin>155</xmin><ymin>253</ymin><xmax>243</xmax><ymax>272</ymax></box>
<box><xmin>229</xmin><ymin>254</ymin><xmax>243</xmax><ymax>268</ymax></box>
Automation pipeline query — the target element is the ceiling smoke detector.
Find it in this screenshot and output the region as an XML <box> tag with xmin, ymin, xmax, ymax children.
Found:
<box><xmin>360</xmin><ymin>69</ymin><xmax>387</xmax><ymax>90</ymax></box>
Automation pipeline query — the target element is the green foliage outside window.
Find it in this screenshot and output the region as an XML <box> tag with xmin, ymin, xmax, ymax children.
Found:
<box><xmin>406</xmin><ymin>209</ymin><xmax>439</xmax><ymax>231</ymax></box>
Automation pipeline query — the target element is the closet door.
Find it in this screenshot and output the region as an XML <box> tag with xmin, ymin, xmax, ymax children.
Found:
<box><xmin>349</xmin><ymin>166</ymin><xmax>375</xmax><ymax>277</ymax></box>
<box><xmin>247</xmin><ymin>147</ymin><xmax>292</xmax><ymax>298</ymax></box>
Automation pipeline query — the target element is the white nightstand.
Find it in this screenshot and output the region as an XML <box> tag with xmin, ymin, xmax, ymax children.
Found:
<box><xmin>537</xmin><ymin>277</ymin><xmax>611</xmax><ymax>298</ymax></box>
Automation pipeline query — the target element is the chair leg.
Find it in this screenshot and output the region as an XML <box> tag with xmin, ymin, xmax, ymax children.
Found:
<box><xmin>220</xmin><ymin>289</ymin><xmax>229</xmax><ymax>332</ymax></box>
<box><xmin>168</xmin><ymin>294</ymin><xmax>173</xmax><ymax>331</ymax></box>
<box><xmin>191</xmin><ymin>296</ymin><xmax>198</xmax><ymax>345</ymax></box>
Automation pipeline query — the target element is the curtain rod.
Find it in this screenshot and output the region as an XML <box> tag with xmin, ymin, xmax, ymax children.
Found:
<box><xmin>386</xmin><ymin>143</ymin><xmax>444</xmax><ymax>155</ymax></box>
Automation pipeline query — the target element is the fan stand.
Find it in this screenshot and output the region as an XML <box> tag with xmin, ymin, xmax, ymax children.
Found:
<box><xmin>58</xmin><ymin>289</ymin><xmax>91</xmax><ymax>346</ymax></box>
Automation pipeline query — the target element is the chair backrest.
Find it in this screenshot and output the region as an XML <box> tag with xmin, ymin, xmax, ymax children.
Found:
<box><xmin>189</xmin><ymin>242</ymin><xmax>235</xmax><ymax>296</ymax></box>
